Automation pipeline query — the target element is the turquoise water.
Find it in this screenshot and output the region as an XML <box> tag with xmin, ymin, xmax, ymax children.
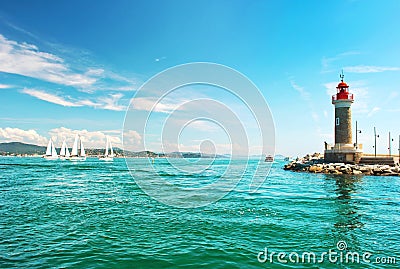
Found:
<box><xmin>1</xmin><ymin>157</ymin><xmax>399</xmax><ymax>268</ymax></box>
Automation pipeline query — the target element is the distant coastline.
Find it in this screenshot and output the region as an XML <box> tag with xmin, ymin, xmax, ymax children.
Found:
<box><xmin>0</xmin><ymin>142</ymin><xmax>229</xmax><ymax>159</ymax></box>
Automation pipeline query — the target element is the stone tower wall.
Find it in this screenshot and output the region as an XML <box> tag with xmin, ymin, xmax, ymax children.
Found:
<box><xmin>335</xmin><ymin>106</ymin><xmax>352</xmax><ymax>144</ymax></box>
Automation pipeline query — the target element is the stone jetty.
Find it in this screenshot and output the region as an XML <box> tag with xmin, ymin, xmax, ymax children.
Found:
<box><xmin>284</xmin><ymin>153</ymin><xmax>400</xmax><ymax>176</ymax></box>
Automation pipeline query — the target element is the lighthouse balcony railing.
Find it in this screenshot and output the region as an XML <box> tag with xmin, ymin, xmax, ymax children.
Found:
<box><xmin>332</xmin><ymin>93</ymin><xmax>353</xmax><ymax>102</ymax></box>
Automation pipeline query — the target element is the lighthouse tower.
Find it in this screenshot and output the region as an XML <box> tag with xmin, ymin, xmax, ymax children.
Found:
<box><xmin>324</xmin><ymin>73</ymin><xmax>363</xmax><ymax>163</ymax></box>
<box><xmin>333</xmin><ymin>73</ymin><xmax>353</xmax><ymax>145</ymax></box>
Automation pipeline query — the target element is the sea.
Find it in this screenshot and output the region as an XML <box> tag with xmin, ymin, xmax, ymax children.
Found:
<box><xmin>1</xmin><ymin>157</ymin><xmax>399</xmax><ymax>268</ymax></box>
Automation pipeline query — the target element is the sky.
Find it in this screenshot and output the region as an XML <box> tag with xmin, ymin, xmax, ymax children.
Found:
<box><xmin>0</xmin><ymin>0</ymin><xmax>399</xmax><ymax>156</ymax></box>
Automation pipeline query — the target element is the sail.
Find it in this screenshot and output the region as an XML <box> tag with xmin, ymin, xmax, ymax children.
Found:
<box><xmin>60</xmin><ymin>141</ymin><xmax>66</xmax><ymax>156</ymax></box>
<box><xmin>45</xmin><ymin>140</ymin><xmax>52</xmax><ymax>156</ymax></box>
<box><xmin>109</xmin><ymin>140</ymin><xmax>114</xmax><ymax>157</ymax></box>
<box><xmin>51</xmin><ymin>140</ymin><xmax>58</xmax><ymax>157</ymax></box>
<box><xmin>66</xmin><ymin>146</ymin><xmax>70</xmax><ymax>157</ymax></box>
<box><xmin>71</xmin><ymin>134</ymin><xmax>79</xmax><ymax>156</ymax></box>
<box><xmin>80</xmin><ymin>138</ymin><xmax>86</xmax><ymax>157</ymax></box>
<box><xmin>105</xmin><ymin>136</ymin><xmax>109</xmax><ymax>156</ymax></box>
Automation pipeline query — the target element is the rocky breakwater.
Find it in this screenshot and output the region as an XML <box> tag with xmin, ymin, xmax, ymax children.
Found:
<box><xmin>284</xmin><ymin>153</ymin><xmax>400</xmax><ymax>176</ymax></box>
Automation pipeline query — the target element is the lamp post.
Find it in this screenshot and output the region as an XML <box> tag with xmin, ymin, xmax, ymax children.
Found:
<box><xmin>388</xmin><ymin>132</ymin><xmax>394</xmax><ymax>156</ymax></box>
<box><xmin>355</xmin><ymin>121</ymin><xmax>361</xmax><ymax>149</ymax></box>
<box><xmin>373</xmin><ymin>127</ymin><xmax>379</xmax><ymax>158</ymax></box>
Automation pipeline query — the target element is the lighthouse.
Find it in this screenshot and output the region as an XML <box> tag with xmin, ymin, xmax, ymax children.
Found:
<box><xmin>324</xmin><ymin>72</ymin><xmax>363</xmax><ymax>163</ymax></box>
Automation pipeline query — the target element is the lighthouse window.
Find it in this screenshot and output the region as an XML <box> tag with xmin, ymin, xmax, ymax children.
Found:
<box><xmin>336</xmin><ymin>118</ymin><xmax>340</xmax><ymax>125</ymax></box>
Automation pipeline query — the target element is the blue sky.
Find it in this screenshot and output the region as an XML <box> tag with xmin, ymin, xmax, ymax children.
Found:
<box><xmin>0</xmin><ymin>0</ymin><xmax>399</xmax><ymax>156</ymax></box>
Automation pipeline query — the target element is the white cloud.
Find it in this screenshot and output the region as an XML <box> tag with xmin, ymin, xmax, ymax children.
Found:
<box><xmin>0</xmin><ymin>84</ymin><xmax>12</xmax><ymax>89</ymax></box>
<box><xmin>367</xmin><ymin>107</ymin><xmax>380</xmax><ymax>117</ymax></box>
<box><xmin>155</xmin><ymin>56</ymin><xmax>166</xmax><ymax>62</ymax></box>
<box><xmin>0</xmin><ymin>126</ymin><xmax>143</xmax><ymax>150</ymax></box>
<box><xmin>130</xmin><ymin>97</ymin><xmax>189</xmax><ymax>113</ymax></box>
<box><xmin>344</xmin><ymin>65</ymin><xmax>400</xmax><ymax>73</ymax></box>
<box><xmin>49</xmin><ymin>127</ymin><xmax>109</xmax><ymax>148</ymax></box>
<box><xmin>0</xmin><ymin>34</ymin><xmax>99</xmax><ymax>88</ymax></box>
<box><xmin>50</xmin><ymin>128</ymin><xmax>143</xmax><ymax>150</ymax></box>
<box><xmin>290</xmin><ymin>79</ymin><xmax>318</xmax><ymax>123</ymax></box>
<box><xmin>0</xmin><ymin>127</ymin><xmax>47</xmax><ymax>145</ymax></box>
<box><xmin>321</xmin><ymin>51</ymin><xmax>360</xmax><ymax>73</ymax></box>
<box><xmin>311</xmin><ymin>112</ymin><xmax>319</xmax><ymax>122</ymax></box>
<box><xmin>85</xmin><ymin>68</ymin><xmax>104</xmax><ymax>76</ymax></box>
<box><xmin>21</xmin><ymin>88</ymin><xmax>126</xmax><ymax>111</ymax></box>
<box><xmin>290</xmin><ymin>80</ymin><xmax>311</xmax><ymax>101</ymax></box>
<box><xmin>48</xmin><ymin>127</ymin><xmax>130</xmax><ymax>149</ymax></box>
<box><xmin>122</xmin><ymin>130</ymin><xmax>142</xmax><ymax>151</ymax></box>
<box><xmin>0</xmin><ymin>34</ymin><xmax>137</xmax><ymax>93</ymax></box>
<box><xmin>76</xmin><ymin>99</ymin><xmax>100</xmax><ymax>107</ymax></box>
<box><xmin>187</xmin><ymin>120</ymin><xmax>221</xmax><ymax>132</ymax></box>
<box><xmin>22</xmin><ymin>88</ymin><xmax>81</xmax><ymax>107</ymax></box>
<box><xmin>384</xmin><ymin>91</ymin><xmax>399</xmax><ymax>105</ymax></box>
<box><xmin>97</xmin><ymin>93</ymin><xmax>125</xmax><ymax>111</ymax></box>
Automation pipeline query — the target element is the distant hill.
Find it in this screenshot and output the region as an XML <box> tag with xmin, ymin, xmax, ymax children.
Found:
<box><xmin>0</xmin><ymin>142</ymin><xmax>227</xmax><ymax>158</ymax></box>
<box><xmin>0</xmin><ymin>142</ymin><xmax>46</xmax><ymax>155</ymax></box>
<box><xmin>163</xmin><ymin>152</ymin><xmax>227</xmax><ymax>158</ymax></box>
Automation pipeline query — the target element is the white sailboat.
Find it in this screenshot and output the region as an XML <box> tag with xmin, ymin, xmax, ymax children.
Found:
<box><xmin>99</xmin><ymin>136</ymin><xmax>114</xmax><ymax>161</ymax></box>
<box><xmin>43</xmin><ymin>138</ymin><xmax>58</xmax><ymax>160</ymax></box>
<box><xmin>68</xmin><ymin>134</ymin><xmax>86</xmax><ymax>161</ymax></box>
<box><xmin>59</xmin><ymin>140</ymin><xmax>71</xmax><ymax>160</ymax></box>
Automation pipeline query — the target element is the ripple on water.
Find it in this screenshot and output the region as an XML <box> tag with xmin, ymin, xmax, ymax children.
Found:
<box><xmin>0</xmin><ymin>158</ymin><xmax>399</xmax><ymax>268</ymax></box>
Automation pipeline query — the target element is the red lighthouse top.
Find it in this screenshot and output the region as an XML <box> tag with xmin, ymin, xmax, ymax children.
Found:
<box><xmin>332</xmin><ymin>72</ymin><xmax>354</xmax><ymax>103</ymax></box>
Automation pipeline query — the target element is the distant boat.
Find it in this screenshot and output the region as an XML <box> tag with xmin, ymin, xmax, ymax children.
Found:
<box><xmin>43</xmin><ymin>138</ymin><xmax>58</xmax><ymax>160</ymax></box>
<box><xmin>69</xmin><ymin>134</ymin><xmax>86</xmax><ymax>161</ymax></box>
<box><xmin>59</xmin><ymin>140</ymin><xmax>70</xmax><ymax>160</ymax></box>
<box><xmin>265</xmin><ymin>154</ymin><xmax>274</xmax><ymax>162</ymax></box>
<box><xmin>99</xmin><ymin>136</ymin><xmax>114</xmax><ymax>161</ymax></box>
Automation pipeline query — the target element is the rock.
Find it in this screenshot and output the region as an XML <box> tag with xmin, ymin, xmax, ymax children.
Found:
<box><xmin>373</xmin><ymin>168</ymin><xmax>382</xmax><ymax>175</ymax></box>
<box><xmin>391</xmin><ymin>167</ymin><xmax>399</xmax><ymax>173</ymax></box>
<box><xmin>328</xmin><ymin>166</ymin><xmax>336</xmax><ymax>172</ymax></box>
<box><xmin>359</xmin><ymin>166</ymin><xmax>370</xmax><ymax>172</ymax></box>
<box><xmin>284</xmin><ymin>164</ymin><xmax>292</xmax><ymax>170</ymax></box>
<box><xmin>331</xmin><ymin>170</ymin><xmax>342</xmax><ymax>175</ymax></box>
<box><xmin>339</xmin><ymin>167</ymin><xmax>348</xmax><ymax>173</ymax></box>
<box><xmin>329</xmin><ymin>169</ymin><xmax>337</xmax><ymax>174</ymax></box>
<box><xmin>282</xmin><ymin>153</ymin><xmax>399</xmax><ymax>177</ymax></box>
<box><xmin>382</xmin><ymin>173</ymin><xmax>399</xmax><ymax>177</ymax></box>
<box><xmin>309</xmin><ymin>165</ymin><xmax>323</xmax><ymax>173</ymax></box>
